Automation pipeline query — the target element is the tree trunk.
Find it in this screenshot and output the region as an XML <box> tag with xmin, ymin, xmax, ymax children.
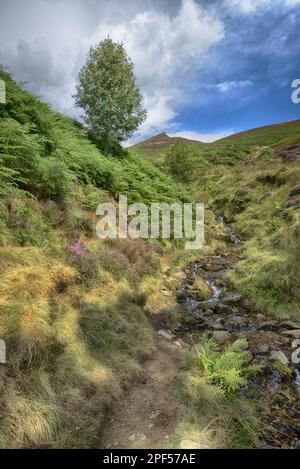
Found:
<box><xmin>104</xmin><ymin>140</ymin><xmax>109</xmax><ymax>157</ymax></box>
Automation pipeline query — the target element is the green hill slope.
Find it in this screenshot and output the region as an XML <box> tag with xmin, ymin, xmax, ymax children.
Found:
<box><xmin>217</xmin><ymin>119</ymin><xmax>300</xmax><ymax>147</ymax></box>
<box><xmin>0</xmin><ymin>71</ymin><xmax>191</xmax><ymax>448</ymax></box>
<box><xmin>134</xmin><ymin>119</ymin><xmax>300</xmax><ymax>316</ymax></box>
<box><xmin>131</xmin><ymin>132</ymin><xmax>203</xmax><ymax>166</ymax></box>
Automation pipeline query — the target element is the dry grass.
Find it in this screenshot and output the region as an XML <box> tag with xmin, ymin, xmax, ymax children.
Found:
<box><xmin>0</xmin><ymin>236</ymin><xmax>157</xmax><ymax>448</ymax></box>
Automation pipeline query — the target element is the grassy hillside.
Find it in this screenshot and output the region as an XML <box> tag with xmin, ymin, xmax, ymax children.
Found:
<box><xmin>217</xmin><ymin>119</ymin><xmax>300</xmax><ymax>147</ymax></box>
<box><xmin>131</xmin><ymin>132</ymin><xmax>203</xmax><ymax>166</ymax></box>
<box><xmin>199</xmin><ymin>147</ymin><xmax>300</xmax><ymax>317</ymax></box>
<box><xmin>0</xmin><ymin>71</ymin><xmax>192</xmax><ymax>448</ymax></box>
<box><xmin>134</xmin><ymin>122</ymin><xmax>300</xmax><ymax>318</ymax></box>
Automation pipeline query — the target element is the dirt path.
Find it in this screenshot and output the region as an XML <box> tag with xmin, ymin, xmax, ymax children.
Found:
<box><xmin>101</xmin><ymin>335</ymin><xmax>182</xmax><ymax>449</ymax></box>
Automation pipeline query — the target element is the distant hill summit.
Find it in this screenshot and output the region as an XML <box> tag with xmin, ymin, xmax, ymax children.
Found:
<box><xmin>132</xmin><ymin>132</ymin><xmax>203</xmax><ymax>151</ymax></box>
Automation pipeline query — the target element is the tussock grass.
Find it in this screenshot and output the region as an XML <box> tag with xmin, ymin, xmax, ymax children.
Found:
<box><xmin>0</xmin><ymin>243</ymin><xmax>157</xmax><ymax>447</ymax></box>
<box><xmin>169</xmin><ymin>343</ymin><xmax>260</xmax><ymax>449</ymax></box>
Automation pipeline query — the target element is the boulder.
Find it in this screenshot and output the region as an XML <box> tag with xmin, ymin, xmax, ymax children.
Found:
<box><xmin>221</xmin><ymin>292</ymin><xmax>243</xmax><ymax>307</ymax></box>
<box><xmin>188</xmin><ymin>276</ymin><xmax>213</xmax><ymax>301</ymax></box>
<box><xmin>157</xmin><ymin>330</ymin><xmax>175</xmax><ymax>340</ymax></box>
<box><xmin>280</xmin><ymin>320</ymin><xmax>300</xmax><ymax>330</ymax></box>
<box><xmin>256</xmin><ymin>313</ymin><xmax>266</xmax><ymax>321</ymax></box>
<box><xmin>212</xmin><ymin>330</ymin><xmax>232</xmax><ymax>344</ymax></box>
<box><xmin>210</xmin><ymin>322</ymin><xmax>225</xmax><ymax>330</ymax></box>
<box><xmin>251</xmin><ymin>341</ymin><xmax>270</xmax><ymax>355</ymax></box>
<box><xmin>271</xmin><ymin>351</ymin><xmax>289</xmax><ymax>365</ymax></box>
<box><xmin>281</xmin><ymin>330</ymin><xmax>300</xmax><ymax>339</ymax></box>
<box><xmin>258</xmin><ymin>321</ymin><xmax>278</xmax><ymax>331</ymax></box>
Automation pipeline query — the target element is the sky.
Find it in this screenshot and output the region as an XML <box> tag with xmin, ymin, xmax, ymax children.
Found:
<box><xmin>0</xmin><ymin>0</ymin><xmax>300</xmax><ymax>143</ymax></box>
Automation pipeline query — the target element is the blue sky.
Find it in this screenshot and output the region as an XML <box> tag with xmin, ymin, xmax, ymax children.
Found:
<box><xmin>0</xmin><ymin>0</ymin><xmax>299</xmax><ymax>142</ymax></box>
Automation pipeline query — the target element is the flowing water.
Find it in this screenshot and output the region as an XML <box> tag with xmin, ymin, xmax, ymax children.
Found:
<box><xmin>174</xmin><ymin>219</ymin><xmax>300</xmax><ymax>448</ymax></box>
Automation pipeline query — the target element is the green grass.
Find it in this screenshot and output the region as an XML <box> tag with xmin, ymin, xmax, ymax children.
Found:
<box><xmin>218</xmin><ymin>120</ymin><xmax>300</xmax><ymax>147</ymax></box>
<box><xmin>168</xmin><ymin>343</ymin><xmax>260</xmax><ymax>449</ymax></box>
<box><xmin>0</xmin><ymin>71</ymin><xmax>191</xmax><ymax>448</ymax></box>
<box><xmin>135</xmin><ymin>125</ymin><xmax>300</xmax><ymax>319</ymax></box>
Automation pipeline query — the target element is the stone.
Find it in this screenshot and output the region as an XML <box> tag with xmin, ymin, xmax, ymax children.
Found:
<box><xmin>271</xmin><ymin>351</ymin><xmax>289</xmax><ymax>365</ymax></box>
<box><xmin>157</xmin><ymin>330</ymin><xmax>175</xmax><ymax>340</ymax></box>
<box><xmin>284</xmin><ymin>195</ymin><xmax>300</xmax><ymax>208</ymax></box>
<box><xmin>251</xmin><ymin>341</ymin><xmax>270</xmax><ymax>354</ymax></box>
<box><xmin>240</xmin><ymin>298</ymin><xmax>255</xmax><ymax>311</ymax></box>
<box><xmin>289</xmin><ymin>184</ymin><xmax>300</xmax><ymax>198</ymax></box>
<box><xmin>180</xmin><ymin>440</ymin><xmax>210</xmax><ymax>450</ymax></box>
<box><xmin>280</xmin><ymin>320</ymin><xmax>300</xmax><ymax>330</ymax></box>
<box><xmin>174</xmin><ymin>339</ymin><xmax>189</xmax><ymax>349</ymax></box>
<box><xmin>235</xmin><ymin>187</ymin><xmax>251</xmax><ymax>197</ymax></box>
<box><xmin>210</xmin><ymin>322</ymin><xmax>225</xmax><ymax>330</ymax></box>
<box><xmin>201</xmin><ymin>301</ymin><xmax>219</xmax><ymax>311</ymax></box>
<box><xmin>221</xmin><ymin>292</ymin><xmax>243</xmax><ymax>306</ymax></box>
<box><xmin>212</xmin><ymin>330</ymin><xmax>232</xmax><ymax>344</ymax></box>
<box><xmin>258</xmin><ymin>321</ymin><xmax>278</xmax><ymax>331</ymax></box>
<box><xmin>256</xmin><ymin>313</ymin><xmax>266</xmax><ymax>321</ymax></box>
<box><xmin>188</xmin><ymin>276</ymin><xmax>213</xmax><ymax>301</ymax></box>
<box><xmin>216</xmin><ymin>304</ymin><xmax>235</xmax><ymax>315</ymax></box>
<box><xmin>281</xmin><ymin>330</ymin><xmax>300</xmax><ymax>339</ymax></box>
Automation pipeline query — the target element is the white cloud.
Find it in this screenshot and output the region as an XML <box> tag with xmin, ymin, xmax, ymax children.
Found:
<box><xmin>87</xmin><ymin>0</ymin><xmax>224</xmax><ymax>136</ymax></box>
<box><xmin>0</xmin><ymin>0</ymin><xmax>225</xmax><ymax>132</ymax></box>
<box><xmin>216</xmin><ymin>80</ymin><xmax>252</xmax><ymax>93</ymax></box>
<box><xmin>168</xmin><ymin>129</ymin><xmax>236</xmax><ymax>143</ymax></box>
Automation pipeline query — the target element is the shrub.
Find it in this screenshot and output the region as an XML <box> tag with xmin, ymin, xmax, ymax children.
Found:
<box><xmin>165</xmin><ymin>142</ymin><xmax>196</xmax><ymax>183</ymax></box>
<box><xmin>37</xmin><ymin>157</ymin><xmax>74</xmax><ymax>201</ymax></box>
<box><xmin>66</xmin><ymin>237</ymin><xmax>99</xmax><ymax>285</ymax></box>
<box><xmin>99</xmin><ymin>248</ymin><xmax>130</xmax><ymax>280</ymax></box>
<box><xmin>195</xmin><ymin>338</ymin><xmax>262</xmax><ymax>394</ymax></box>
<box><xmin>7</xmin><ymin>199</ymin><xmax>51</xmax><ymax>247</ymax></box>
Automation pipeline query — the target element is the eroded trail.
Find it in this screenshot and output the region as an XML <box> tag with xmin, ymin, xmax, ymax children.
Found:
<box><xmin>101</xmin><ymin>336</ymin><xmax>182</xmax><ymax>449</ymax></box>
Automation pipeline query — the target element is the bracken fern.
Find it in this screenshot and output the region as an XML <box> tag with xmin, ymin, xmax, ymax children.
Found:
<box><xmin>195</xmin><ymin>338</ymin><xmax>262</xmax><ymax>393</ymax></box>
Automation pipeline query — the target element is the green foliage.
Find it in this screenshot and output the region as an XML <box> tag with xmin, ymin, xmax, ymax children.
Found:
<box><xmin>0</xmin><ymin>71</ymin><xmax>188</xmax><ymax>449</ymax></box>
<box><xmin>75</xmin><ymin>39</ymin><xmax>146</xmax><ymax>154</ymax></box>
<box><xmin>165</xmin><ymin>142</ymin><xmax>197</xmax><ymax>183</ymax></box>
<box><xmin>0</xmin><ymin>70</ymin><xmax>187</xmax><ymax>214</ymax></box>
<box><xmin>172</xmin><ymin>344</ymin><xmax>261</xmax><ymax>449</ymax></box>
<box><xmin>195</xmin><ymin>338</ymin><xmax>261</xmax><ymax>393</ymax></box>
<box><xmin>7</xmin><ymin>200</ymin><xmax>51</xmax><ymax>247</ymax></box>
<box><xmin>218</xmin><ymin>120</ymin><xmax>300</xmax><ymax>146</ymax></box>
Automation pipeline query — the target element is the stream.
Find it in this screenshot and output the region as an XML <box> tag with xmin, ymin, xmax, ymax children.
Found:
<box><xmin>172</xmin><ymin>219</ymin><xmax>300</xmax><ymax>449</ymax></box>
